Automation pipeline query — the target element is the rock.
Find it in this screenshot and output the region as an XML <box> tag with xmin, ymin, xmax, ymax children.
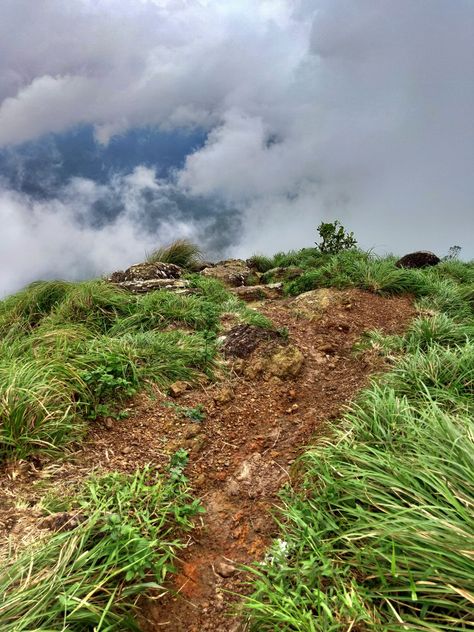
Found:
<box><xmin>395</xmin><ymin>251</ymin><xmax>441</xmax><ymax>269</ymax></box>
<box><xmin>266</xmin><ymin>345</ymin><xmax>304</xmax><ymax>378</ymax></box>
<box><xmin>109</xmin><ymin>261</ymin><xmax>182</xmax><ymax>282</ymax></box>
<box><xmin>169</xmin><ymin>380</ymin><xmax>190</xmax><ymax>397</ymax></box>
<box><xmin>104</xmin><ymin>417</ymin><xmax>114</xmax><ymax>430</ymax></box>
<box><xmin>111</xmin><ymin>278</ymin><xmax>192</xmax><ymax>294</ymax></box>
<box><xmin>215</xmin><ymin>560</ymin><xmax>236</xmax><ymax>578</ymax></box>
<box><xmin>201</xmin><ymin>259</ymin><xmax>252</xmax><ymax>287</ymax></box>
<box><xmin>232</xmin><ymin>283</ymin><xmax>283</xmax><ymax>302</ymax></box>
<box><xmin>289</xmin><ymin>288</ymin><xmax>348</xmax><ymax>320</ymax></box>
<box><xmin>213</xmin><ymin>386</ymin><xmax>235</xmax><ymax>405</ymax></box>
<box><xmin>318</xmin><ymin>343</ymin><xmax>337</xmax><ymax>355</ymax></box>
<box><xmin>221</xmin><ymin>324</ymin><xmax>284</xmax><ymax>358</ymax></box>
<box><xmin>183</xmin><ymin>424</ymin><xmax>200</xmax><ymax>440</ymax></box>
<box><xmin>107</xmin><ymin>261</ymin><xmax>193</xmax><ymax>294</ymax></box>
<box><xmin>261</xmin><ymin>266</ymin><xmax>304</xmax><ymax>283</ymax></box>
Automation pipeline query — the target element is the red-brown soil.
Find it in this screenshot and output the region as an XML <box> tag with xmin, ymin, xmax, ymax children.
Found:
<box><xmin>0</xmin><ymin>289</ymin><xmax>415</xmax><ymax>631</ymax></box>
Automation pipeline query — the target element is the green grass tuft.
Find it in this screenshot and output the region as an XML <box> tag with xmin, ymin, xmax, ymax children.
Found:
<box><xmin>146</xmin><ymin>239</ymin><xmax>202</xmax><ymax>269</ymax></box>
<box><xmin>0</xmin><ymin>465</ymin><xmax>200</xmax><ymax>631</ymax></box>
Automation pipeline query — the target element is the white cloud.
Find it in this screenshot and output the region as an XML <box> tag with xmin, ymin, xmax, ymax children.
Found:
<box><xmin>0</xmin><ymin>0</ymin><xmax>473</xmax><ymax>295</ymax></box>
<box><xmin>0</xmin><ymin>168</ymin><xmax>207</xmax><ymax>297</ymax></box>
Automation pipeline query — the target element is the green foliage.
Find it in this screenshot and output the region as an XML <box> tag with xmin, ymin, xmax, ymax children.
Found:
<box><xmin>316</xmin><ymin>220</ymin><xmax>358</xmax><ymax>254</ymax></box>
<box><xmin>247</xmin><ymin>254</ymin><xmax>275</xmax><ymax>273</ymax></box>
<box><xmin>165</xmin><ymin>402</ymin><xmax>206</xmax><ymax>422</ymax></box>
<box><xmin>146</xmin><ymin>238</ymin><xmax>202</xmax><ymax>269</ymax></box>
<box><xmin>0</xmin><ymin>466</ymin><xmax>200</xmax><ymax>631</ymax></box>
<box><xmin>0</xmin><ymin>278</ymin><xmax>227</xmax><ymax>459</ymax></box>
<box><xmin>245</xmin><ymin>259</ymin><xmax>474</xmax><ymax>630</ymax></box>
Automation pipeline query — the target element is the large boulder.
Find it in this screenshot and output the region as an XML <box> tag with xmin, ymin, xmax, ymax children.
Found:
<box><xmin>109</xmin><ymin>262</ymin><xmax>182</xmax><ymax>282</ymax></box>
<box><xmin>107</xmin><ymin>261</ymin><xmax>190</xmax><ymax>294</ymax></box>
<box><xmin>395</xmin><ymin>251</ymin><xmax>440</xmax><ymax>269</ymax></box>
<box><xmin>221</xmin><ymin>324</ymin><xmax>304</xmax><ymax>380</ymax></box>
<box><xmin>201</xmin><ymin>259</ymin><xmax>252</xmax><ymax>287</ymax></box>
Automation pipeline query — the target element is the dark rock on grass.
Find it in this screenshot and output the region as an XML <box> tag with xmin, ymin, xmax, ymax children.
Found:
<box><xmin>395</xmin><ymin>251</ymin><xmax>440</xmax><ymax>269</ymax></box>
<box><xmin>221</xmin><ymin>324</ymin><xmax>284</xmax><ymax>358</ymax></box>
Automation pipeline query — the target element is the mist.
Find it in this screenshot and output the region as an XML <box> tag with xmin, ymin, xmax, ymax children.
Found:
<box><xmin>1</xmin><ymin>0</ymin><xmax>473</xmax><ymax>295</ymax></box>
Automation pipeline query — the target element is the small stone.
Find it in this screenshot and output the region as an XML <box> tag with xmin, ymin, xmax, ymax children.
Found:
<box><xmin>286</xmin><ymin>403</ymin><xmax>299</xmax><ymax>414</ymax></box>
<box><xmin>169</xmin><ymin>380</ymin><xmax>190</xmax><ymax>398</ymax></box>
<box><xmin>215</xmin><ymin>560</ymin><xmax>236</xmax><ymax>578</ymax></box>
<box><xmin>104</xmin><ymin>417</ymin><xmax>114</xmax><ymax>429</ymax></box>
<box><xmin>213</xmin><ymin>386</ymin><xmax>235</xmax><ymax>405</ymax></box>
<box><xmin>122</xmin><ymin>446</ymin><xmax>131</xmax><ymax>454</ymax></box>
<box><xmin>183</xmin><ymin>424</ymin><xmax>200</xmax><ymax>440</ymax></box>
<box><xmin>319</xmin><ymin>343</ymin><xmax>336</xmax><ymax>355</ymax></box>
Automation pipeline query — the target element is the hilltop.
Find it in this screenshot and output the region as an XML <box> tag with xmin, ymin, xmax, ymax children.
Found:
<box><xmin>0</xmin><ymin>239</ymin><xmax>473</xmax><ymax>631</ymax></box>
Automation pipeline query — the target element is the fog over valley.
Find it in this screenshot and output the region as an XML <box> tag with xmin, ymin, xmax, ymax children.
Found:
<box><xmin>0</xmin><ymin>0</ymin><xmax>473</xmax><ymax>295</ymax></box>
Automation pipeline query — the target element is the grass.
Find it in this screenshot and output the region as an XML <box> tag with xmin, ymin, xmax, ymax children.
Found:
<box><xmin>0</xmin><ymin>462</ymin><xmax>200</xmax><ymax>631</ymax></box>
<box><xmin>146</xmin><ymin>239</ymin><xmax>202</xmax><ymax>269</ymax></box>
<box><xmin>244</xmin><ymin>254</ymin><xmax>474</xmax><ymax>630</ymax></box>
<box><xmin>0</xmin><ymin>275</ymin><xmax>263</xmax><ymax>460</ymax></box>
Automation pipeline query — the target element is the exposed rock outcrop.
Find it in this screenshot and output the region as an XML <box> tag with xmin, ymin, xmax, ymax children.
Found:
<box><xmin>108</xmin><ymin>262</ymin><xmax>192</xmax><ymax>293</ymax></box>
<box><xmin>231</xmin><ymin>283</ymin><xmax>283</xmax><ymax>302</ymax></box>
<box><xmin>201</xmin><ymin>259</ymin><xmax>253</xmax><ymax>287</ymax></box>
<box><xmin>289</xmin><ymin>288</ymin><xmax>351</xmax><ymax>320</ymax></box>
<box><xmin>109</xmin><ymin>262</ymin><xmax>182</xmax><ymax>282</ymax></box>
<box><xmin>221</xmin><ymin>323</ymin><xmax>304</xmax><ymax>380</ymax></box>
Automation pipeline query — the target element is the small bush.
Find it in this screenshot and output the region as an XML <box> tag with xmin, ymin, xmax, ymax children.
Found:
<box><xmin>316</xmin><ymin>220</ymin><xmax>357</xmax><ymax>254</ymax></box>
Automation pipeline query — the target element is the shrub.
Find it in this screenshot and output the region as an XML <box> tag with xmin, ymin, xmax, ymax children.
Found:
<box><xmin>315</xmin><ymin>220</ymin><xmax>357</xmax><ymax>254</ymax></box>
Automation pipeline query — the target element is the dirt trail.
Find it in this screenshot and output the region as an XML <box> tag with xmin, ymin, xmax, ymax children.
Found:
<box><xmin>0</xmin><ymin>289</ymin><xmax>415</xmax><ymax>631</ymax></box>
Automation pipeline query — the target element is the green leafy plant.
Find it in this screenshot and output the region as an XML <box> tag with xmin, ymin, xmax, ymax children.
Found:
<box><xmin>165</xmin><ymin>402</ymin><xmax>206</xmax><ymax>422</ymax></box>
<box><xmin>316</xmin><ymin>220</ymin><xmax>357</xmax><ymax>254</ymax></box>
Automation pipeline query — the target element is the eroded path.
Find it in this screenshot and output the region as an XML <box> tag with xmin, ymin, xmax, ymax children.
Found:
<box><xmin>0</xmin><ymin>289</ymin><xmax>415</xmax><ymax>631</ymax></box>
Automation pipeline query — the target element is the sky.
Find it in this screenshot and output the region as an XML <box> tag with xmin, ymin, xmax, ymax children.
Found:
<box><xmin>0</xmin><ymin>0</ymin><xmax>473</xmax><ymax>295</ymax></box>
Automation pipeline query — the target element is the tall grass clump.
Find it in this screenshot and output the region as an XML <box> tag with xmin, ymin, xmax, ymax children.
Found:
<box><xmin>0</xmin><ymin>356</ymin><xmax>85</xmax><ymax>460</ymax></box>
<box><xmin>0</xmin><ymin>280</ymin><xmax>72</xmax><ymax>340</ymax></box>
<box><xmin>246</xmin><ymin>260</ymin><xmax>474</xmax><ymax>630</ymax></box>
<box><xmin>146</xmin><ymin>239</ymin><xmax>202</xmax><ymax>269</ymax></box>
<box><xmin>0</xmin><ymin>464</ymin><xmax>200</xmax><ymax>631</ymax></box>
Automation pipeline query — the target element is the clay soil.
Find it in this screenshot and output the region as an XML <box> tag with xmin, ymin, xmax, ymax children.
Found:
<box><xmin>0</xmin><ymin>289</ymin><xmax>415</xmax><ymax>632</ymax></box>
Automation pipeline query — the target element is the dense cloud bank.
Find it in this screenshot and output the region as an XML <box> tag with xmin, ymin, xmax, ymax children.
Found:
<box><xmin>0</xmin><ymin>0</ymin><xmax>473</xmax><ymax>294</ymax></box>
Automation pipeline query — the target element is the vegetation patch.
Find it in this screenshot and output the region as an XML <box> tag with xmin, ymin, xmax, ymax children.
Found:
<box><xmin>0</xmin><ymin>276</ymin><xmax>262</xmax><ymax>460</ymax></box>
<box><xmin>245</xmin><ymin>257</ymin><xmax>474</xmax><ymax>630</ymax></box>
<box><xmin>0</xmin><ymin>462</ymin><xmax>199</xmax><ymax>631</ymax></box>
